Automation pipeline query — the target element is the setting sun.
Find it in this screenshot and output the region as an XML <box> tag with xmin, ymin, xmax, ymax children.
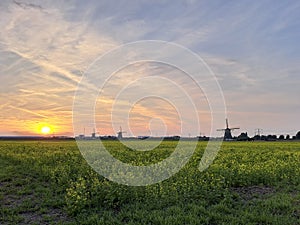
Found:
<box><xmin>41</xmin><ymin>126</ymin><xmax>51</xmax><ymax>135</ymax></box>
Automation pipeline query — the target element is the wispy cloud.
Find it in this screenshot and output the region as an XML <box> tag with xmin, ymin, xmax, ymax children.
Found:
<box><xmin>0</xmin><ymin>0</ymin><xmax>299</xmax><ymax>136</ymax></box>
<box><xmin>0</xmin><ymin>1</ymin><xmax>119</xmax><ymax>135</ymax></box>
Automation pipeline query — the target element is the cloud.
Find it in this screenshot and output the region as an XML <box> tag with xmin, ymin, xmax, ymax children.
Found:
<box><xmin>0</xmin><ymin>0</ymin><xmax>299</xmax><ymax>136</ymax></box>
<box><xmin>13</xmin><ymin>0</ymin><xmax>43</xmax><ymax>10</ymax></box>
<box><xmin>0</xmin><ymin>1</ymin><xmax>120</xmax><ymax>135</ymax></box>
<box><xmin>204</xmin><ymin>55</ymin><xmax>257</xmax><ymax>91</ymax></box>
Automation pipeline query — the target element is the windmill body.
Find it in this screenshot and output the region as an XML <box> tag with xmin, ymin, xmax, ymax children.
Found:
<box><xmin>117</xmin><ymin>126</ymin><xmax>126</xmax><ymax>139</ymax></box>
<box><xmin>217</xmin><ymin>119</ymin><xmax>240</xmax><ymax>140</ymax></box>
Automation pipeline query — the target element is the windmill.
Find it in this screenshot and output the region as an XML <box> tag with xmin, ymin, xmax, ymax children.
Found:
<box><xmin>117</xmin><ymin>126</ymin><xmax>127</xmax><ymax>139</ymax></box>
<box><xmin>91</xmin><ymin>128</ymin><xmax>100</xmax><ymax>138</ymax></box>
<box><xmin>217</xmin><ymin>118</ymin><xmax>240</xmax><ymax>140</ymax></box>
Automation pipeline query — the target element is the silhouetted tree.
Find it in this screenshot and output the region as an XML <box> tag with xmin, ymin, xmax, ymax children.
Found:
<box><xmin>286</xmin><ymin>134</ymin><xmax>290</xmax><ymax>140</ymax></box>
<box><xmin>237</xmin><ymin>132</ymin><xmax>249</xmax><ymax>141</ymax></box>
<box><xmin>253</xmin><ymin>135</ymin><xmax>261</xmax><ymax>140</ymax></box>
<box><xmin>261</xmin><ymin>135</ymin><xmax>267</xmax><ymax>141</ymax></box>
<box><xmin>296</xmin><ymin>131</ymin><xmax>300</xmax><ymax>139</ymax></box>
<box><xmin>279</xmin><ymin>135</ymin><xmax>284</xmax><ymax>140</ymax></box>
<box><xmin>267</xmin><ymin>135</ymin><xmax>277</xmax><ymax>141</ymax></box>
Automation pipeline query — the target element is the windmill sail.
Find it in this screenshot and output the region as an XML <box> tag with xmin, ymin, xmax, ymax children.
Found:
<box><xmin>217</xmin><ymin>118</ymin><xmax>240</xmax><ymax>140</ymax></box>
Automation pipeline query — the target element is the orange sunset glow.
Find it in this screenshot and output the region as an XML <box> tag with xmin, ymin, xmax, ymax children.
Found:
<box><xmin>0</xmin><ymin>1</ymin><xmax>299</xmax><ymax>138</ymax></box>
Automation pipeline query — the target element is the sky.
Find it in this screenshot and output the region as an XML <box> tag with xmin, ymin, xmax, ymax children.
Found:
<box><xmin>0</xmin><ymin>0</ymin><xmax>299</xmax><ymax>137</ymax></box>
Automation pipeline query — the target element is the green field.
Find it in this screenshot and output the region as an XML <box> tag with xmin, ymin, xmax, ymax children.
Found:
<box><xmin>0</xmin><ymin>140</ymin><xmax>299</xmax><ymax>225</ymax></box>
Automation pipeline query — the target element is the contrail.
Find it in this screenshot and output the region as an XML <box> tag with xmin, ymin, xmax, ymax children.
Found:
<box><xmin>9</xmin><ymin>105</ymin><xmax>47</xmax><ymax>118</ymax></box>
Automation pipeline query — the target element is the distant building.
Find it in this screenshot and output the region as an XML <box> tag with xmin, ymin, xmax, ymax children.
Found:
<box><xmin>78</xmin><ymin>134</ymin><xmax>85</xmax><ymax>139</ymax></box>
<box><xmin>138</xmin><ymin>136</ymin><xmax>150</xmax><ymax>140</ymax></box>
<box><xmin>198</xmin><ymin>136</ymin><xmax>209</xmax><ymax>141</ymax></box>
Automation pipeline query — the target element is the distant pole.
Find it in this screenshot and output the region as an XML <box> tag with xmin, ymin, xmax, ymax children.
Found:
<box><xmin>255</xmin><ymin>128</ymin><xmax>262</xmax><ymax>136</ymax></box>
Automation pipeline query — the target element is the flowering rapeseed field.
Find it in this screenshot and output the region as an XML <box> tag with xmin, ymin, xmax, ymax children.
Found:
<box><xmin>0</xmin><ymin>141</ymin><xmax>299</xmax><ymax>224</ymax></box>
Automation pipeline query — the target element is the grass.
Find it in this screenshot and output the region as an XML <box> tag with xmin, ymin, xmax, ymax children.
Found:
<box><xmin>0</xmin><ymin>140</ymin><xmax>299</xmax><ymax>224</ymax></box>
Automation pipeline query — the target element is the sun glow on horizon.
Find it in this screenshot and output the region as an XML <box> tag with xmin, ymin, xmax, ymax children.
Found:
<box><xmin>41</xmin><ymin>126</ymin><xmax>51</xmax><ymax>135</ymax></box>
